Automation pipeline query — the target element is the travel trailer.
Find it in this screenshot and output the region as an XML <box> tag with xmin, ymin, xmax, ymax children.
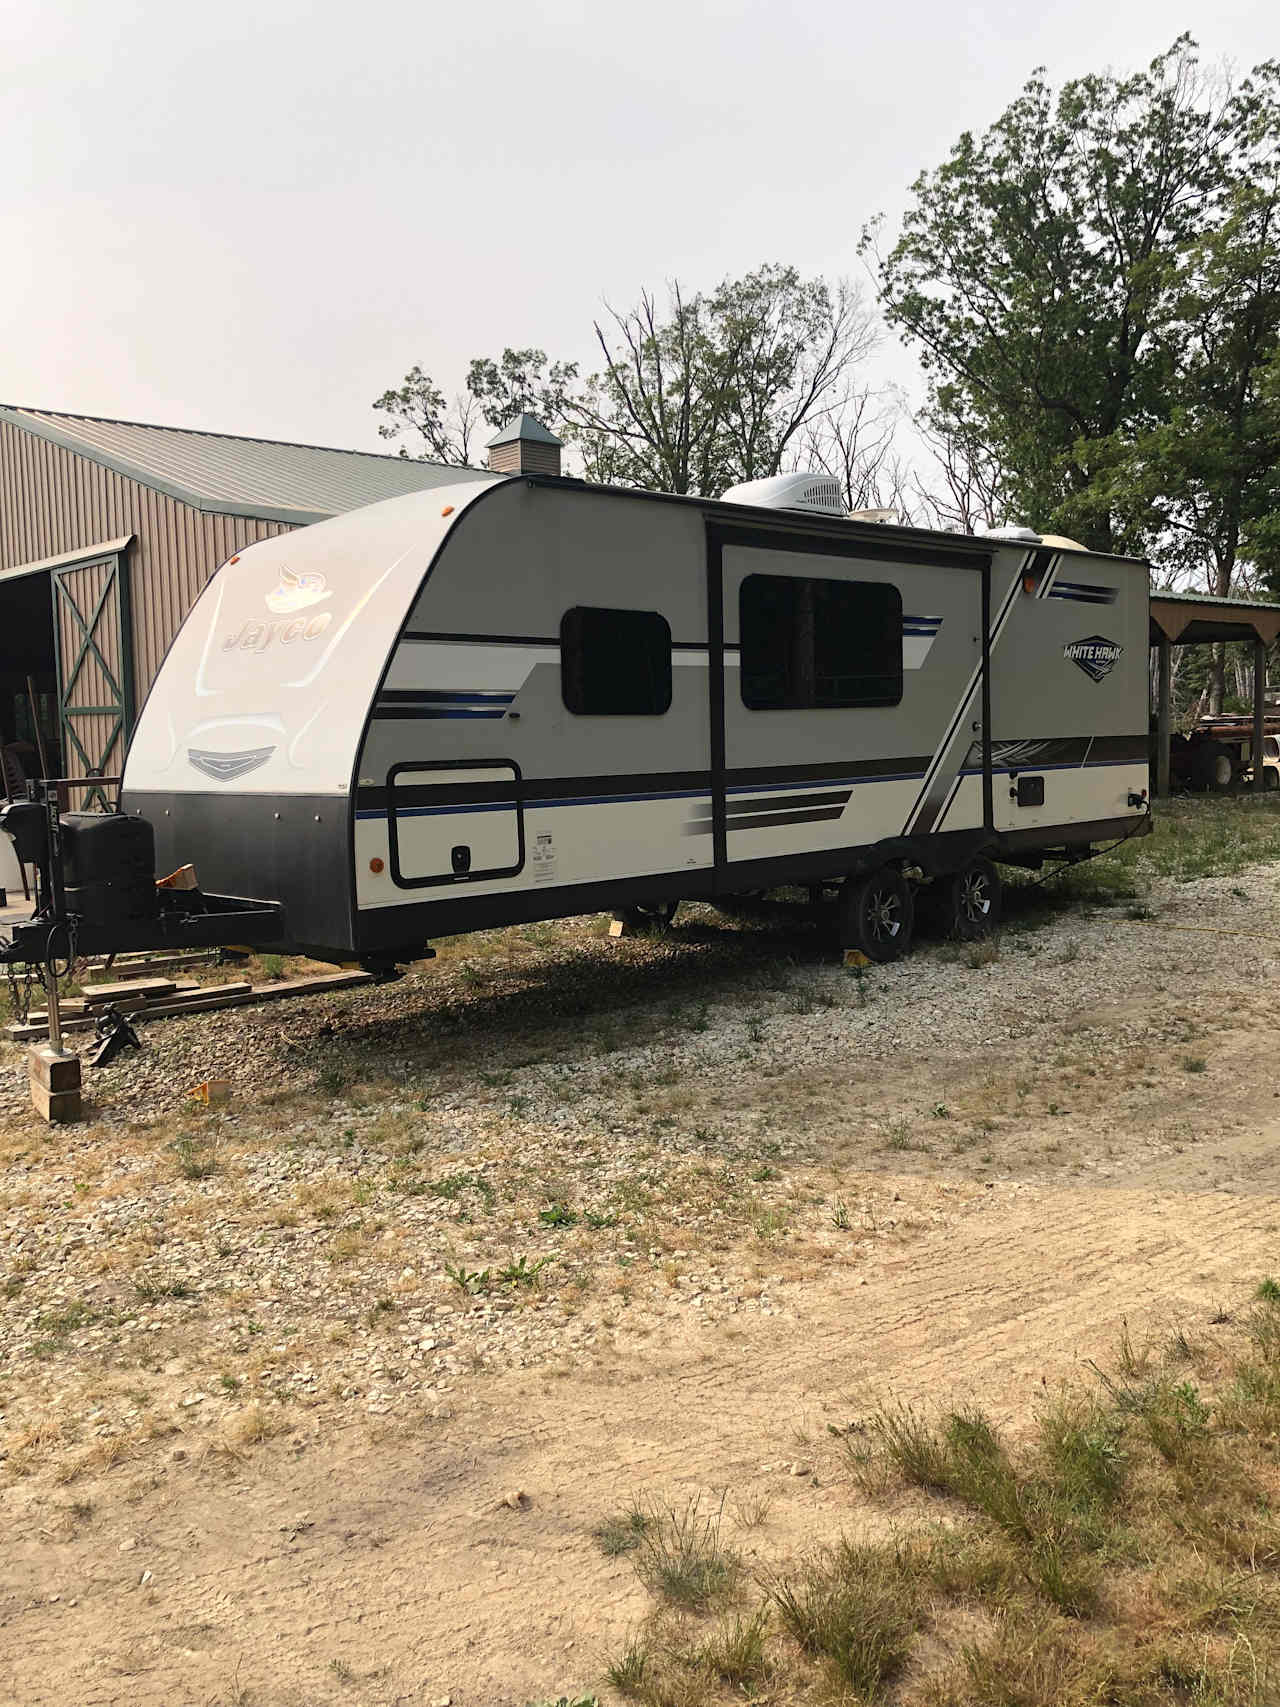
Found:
<box><xmin>2</xmin><ymin>469</ymin><xmax>1151</xmax><ymax>972</ymax></box>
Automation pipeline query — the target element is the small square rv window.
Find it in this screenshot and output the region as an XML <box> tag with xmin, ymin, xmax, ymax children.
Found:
<box><xmin>561</xmin><ymin>606</ymin><xmax>673</xmax><ymax>716</ymax></box>
<box><xmin>739</xmin><ymin>574</ymin><xmax>902</xmax><ymax>710</ymax></box>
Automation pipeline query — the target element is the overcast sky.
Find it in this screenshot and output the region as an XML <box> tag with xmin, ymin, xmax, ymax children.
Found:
<box><xmin>3</xmin><ymin>1</ymin><xmax>1274</xmax><ymax>458</ymax></box>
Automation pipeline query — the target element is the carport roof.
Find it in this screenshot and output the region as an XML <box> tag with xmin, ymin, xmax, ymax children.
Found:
<box><xmin>0</xmin><ymin>404</ymin><xmax>492</xmax><ymax>527</ymax></box>
<box><xmin>1150</xmin><ymin>590</ymin><xmax>1280</xmax><ymax>647</ymax></box>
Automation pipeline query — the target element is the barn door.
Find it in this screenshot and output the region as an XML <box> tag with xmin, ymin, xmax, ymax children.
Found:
<box><xmin>51</xmin><ymin>549</ymin><xmax>134</xmax><ymax>809</ymax></box>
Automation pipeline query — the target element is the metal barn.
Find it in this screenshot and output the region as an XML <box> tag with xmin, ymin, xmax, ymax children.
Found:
<box><xmin>0</xmin><ymin>406</ymin><xmax>480</xmax><ymax>801</ymax></box>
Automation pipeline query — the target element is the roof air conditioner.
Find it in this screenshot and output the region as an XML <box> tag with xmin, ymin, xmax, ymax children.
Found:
<box><xmin>720</xmin><ymin>472</ymin><xmax>845</xmax><ymax>516</ymax></box>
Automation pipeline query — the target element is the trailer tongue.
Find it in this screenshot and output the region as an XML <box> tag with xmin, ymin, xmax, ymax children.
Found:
<box><xmin>0</xmin><ymin>788</ymin><xmax>284</xmax><ymax>970</ymax></box>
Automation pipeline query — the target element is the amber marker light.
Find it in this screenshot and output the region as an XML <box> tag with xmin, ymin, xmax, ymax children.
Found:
<box><xmin>230</xmin><ymin>555</ymin><xmax>240</xmax><ymax>564</ymax></box>
<box><xmin>369</xmin><ymin>857</ymin><xmax>385</xmax><ymax>874</ymax></box>
<box><xmin>1022</xmin><ymin>574</ymin><xmax>1037</xmax><ymax>593</ymax></box>
<box><xmin>441</xmin><ymin>504</ymin><xmax>455</xmax><ymax>516</ymax></box>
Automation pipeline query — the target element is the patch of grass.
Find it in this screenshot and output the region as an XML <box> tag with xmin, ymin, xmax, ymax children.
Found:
<box><xmin>881</xmin><ymin>1117</ymin><xmax>922</xmax><ymax>1153</ymax></box>
<box><xmin>444</xmin><ymin>1261</ymin><xmax>491</xmax><ymax>1296</ymax></box>
<box><xmin>172</xmin><ymin>1134</ymin><xmax>219</xmax><ymax>1180</ymax></box>
<box><xmin>1182</xmin><ymin>1054</ymin><xmax>1208</xmax><ymax>1074</ymax></box>
<box><xmin>261</xmin><ymin>952</ymin><xmax>286</xmax><ymax>980</ymax></box>
<box><xmin>497</xmin><ymin>1253</ymin><xmax>555</xmax><ymax>1288</ymax></box>
<box><xmin>33</xmin><ymin>1300</ymin><xmax>96</xmax><ymax>1339</ymax></box>
<box><xmin>626</xmin><ymin>1283</ymin><xmax>1280</xmax><ymax>1701</ymax></box>
<box><xmin>604</xmin><ymin>1637</ymin><xmax>651</xmax><ymax>1695</ymax></box>
<box><xmin>592</xmin><ymin>1504</ymin><xmax>651</xmax><ymax>1557</ymax></box>
<box><xmin>133</xmin><ymin>1270</ymin><xmax>194</xmax><ymax>1303</ymax></box>
<box><xmin>767</xmin><ymin>1537</ymin><xmax>922</xmax><ymax>1694</ymax></box>
<box><xmin>963</xmin><ymin>938</ymin><xmax>1001</xmax><ymax>969</ymax></box>
<box><xmin>428</xmin><ymin>1170</ymin><xmax>496</xmax><ymax>1207</ymax></box>
<box><xmin>632</xmin><ymin>1495</ymin><xmax>740</xmax><ymax>1610</ymax></box>
<box><xmin>539</xmin><ymin>1202</ymin><xmax>578</xmax><ymax>1228</ymax></box>
<box><xmin>694</xmin><ymin>1608</ymin><xmax>771</xmax><ymax>1689</ymax></box>
<box><xmin>730</xmin><ymin>1488</ymin><xmax>773</xmax><ymax>1529</ymax></box>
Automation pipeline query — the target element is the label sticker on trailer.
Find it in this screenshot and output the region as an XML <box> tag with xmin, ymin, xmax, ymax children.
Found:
<box><xmin>1064</xmin><ymin>635</ymin><xmax>1123</xmax><ymax>683</ymax></box>
<box><xmin>532</xmin><ymin>832</ymin><xmax>558</xmax><ymax>884</ymax></box>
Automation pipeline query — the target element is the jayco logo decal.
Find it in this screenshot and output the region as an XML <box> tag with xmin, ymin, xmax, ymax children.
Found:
<box><xmin>264</xmin><ymin>566</ymin><xmax>331</xmax><ymax>614</ymax></box>
<box><xmin>1064</xmin><ymin>635</ymin><xmax>1123</xmax><ymax>683</ymax></box>
<box><xmin>220</xmin><ymin>567</ymin><xmax>334</xmax><ymax>652</ymax></box>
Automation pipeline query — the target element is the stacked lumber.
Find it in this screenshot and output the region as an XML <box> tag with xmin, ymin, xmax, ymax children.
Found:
<box><xmin>6</xmin><ymin>969</ymin><xmax>375</xmax><ymax>1043</ymax></box>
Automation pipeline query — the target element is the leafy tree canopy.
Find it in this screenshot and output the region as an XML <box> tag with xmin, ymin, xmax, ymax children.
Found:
<box><xmin>865</xmin><ymin>36</ymin><xmax>1280</xmax><ymax>570</ymax></box>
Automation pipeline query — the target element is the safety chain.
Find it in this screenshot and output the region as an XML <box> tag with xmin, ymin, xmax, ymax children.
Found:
<box><xmin>5</xmin><ymin>956</ymin><xmax>37</xmax><ymax>1027</ymax></box>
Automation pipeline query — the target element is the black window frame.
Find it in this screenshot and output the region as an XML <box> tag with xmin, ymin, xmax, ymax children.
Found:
<box><xmin>560</xmin><ymin>604</ymin><xmax>673</xmax><ymax>717</ymax></box>
<box><xmin>738</xmin><ymin>572</ymin><xmax>903</xmax><ymax>711</ymax></box>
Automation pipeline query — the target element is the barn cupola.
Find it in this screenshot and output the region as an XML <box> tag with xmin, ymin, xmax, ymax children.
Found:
<box><xmin>486</xmin><ymin>413</ymin><xmax>563</xmax><ymax>477</ymax></box>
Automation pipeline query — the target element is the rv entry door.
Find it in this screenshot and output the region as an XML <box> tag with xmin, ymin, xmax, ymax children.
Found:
<box><xmin>708</xmin><ymin>524</ymin><xmax>990</xmax><ymax>882</ymax></box>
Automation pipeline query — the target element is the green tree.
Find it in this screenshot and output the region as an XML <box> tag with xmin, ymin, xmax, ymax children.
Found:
<box><xmin>865</xmin><ymin>37</ymin><xmax>1274</xmax><ymax>554</ymax></box>
<box><xmin>374</xmin><ymin>265</ymin><xmax>875</xmax><ymax>492</ymax></box>
<box><xmin>567</xmin><ymin>265</ymin><xmax>874</xmax><ymax>495</ymax></box>
<box><xmin>373</xmin><ymin>348</ymin><xmax>578</xmax><ymax>463</ymax></box>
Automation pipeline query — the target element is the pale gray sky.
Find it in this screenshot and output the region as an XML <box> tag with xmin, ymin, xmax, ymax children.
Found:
<box><xmin>3</xmin><ymin>0</ymin><xmax>1273</xmax><ymax>455</ymax></box>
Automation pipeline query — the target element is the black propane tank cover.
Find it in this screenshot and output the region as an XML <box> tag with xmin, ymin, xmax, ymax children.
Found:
<box><xmin>59</xmin><ymin>812</ymin><xmax>160</xmax><ymax>926</ymax></box>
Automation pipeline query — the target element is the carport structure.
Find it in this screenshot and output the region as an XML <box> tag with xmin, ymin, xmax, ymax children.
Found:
<box><xmin>1151</xmin><ymin>591</ymin><xmax>1280</xmax><ymax>796</ymax></box>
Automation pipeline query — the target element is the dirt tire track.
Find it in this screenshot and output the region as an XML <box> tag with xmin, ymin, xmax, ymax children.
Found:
<box><xmin>7</xmin><ymin>1147</ymin><xmax>1280</xmax><ymax>1707</ymax></box>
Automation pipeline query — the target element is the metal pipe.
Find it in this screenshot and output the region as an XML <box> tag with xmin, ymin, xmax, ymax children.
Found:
<box><xmin>44</xmin><ymin>961</ymin><xmax>62</xmax><ymax>1052</ymax></box>
<box><xmin>1253</xmin><ymin>635</ymin><xmax>1266</xmax><ymax>795</ymax></box>
<box><xmin>1156</xmin><ymin>637</ymin><xmax>1172</xmax><ymax>798</ymax></box>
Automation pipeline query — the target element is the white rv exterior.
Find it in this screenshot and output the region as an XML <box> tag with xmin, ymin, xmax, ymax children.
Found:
<box><xmin>121</xmin><ymin>474</ymin><xmax>1150</xmax><ymax>961</ymax></box>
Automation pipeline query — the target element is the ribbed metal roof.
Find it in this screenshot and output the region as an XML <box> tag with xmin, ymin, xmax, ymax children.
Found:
<box><xmin>0</xmin><ymin>405</ymin><xmax>493</xmax><ymax>526</ymax></box>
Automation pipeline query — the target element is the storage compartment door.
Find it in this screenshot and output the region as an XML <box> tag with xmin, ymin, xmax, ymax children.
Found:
<box><xmin>387</xmin><ymin>762</ymin><xmax>523</xmax><ymax>887</ymax></box>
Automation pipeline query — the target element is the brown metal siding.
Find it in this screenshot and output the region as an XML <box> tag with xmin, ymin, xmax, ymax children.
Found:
<box><xmin>0</xmin><ymin>421</ymin><xmax>292</xmax><ymax>705</ymax></box>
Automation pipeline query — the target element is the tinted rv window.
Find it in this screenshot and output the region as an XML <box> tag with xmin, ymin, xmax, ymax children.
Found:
<box><xmin>739</xmin><ymin>574</ymin><xmax>902</xmax><ymax>710</ymax></box>
<box><xmin>560</xmin><ymin>606</ymin><xmax>673</xmax><ymax>716</ymax></box>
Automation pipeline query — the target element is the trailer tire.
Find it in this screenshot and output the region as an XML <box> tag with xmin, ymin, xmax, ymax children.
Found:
<box><xmin>937</xmin><ymin>856</ymin><xmax>1002</xmax><ymax>941</ymax></box>
<box><xmin>838</xmin><ymin>866</ymin><xmax>914</xmax><ymax>962</ymax></box>
<box><xmin>1190</xmin><ymin>741</ymin><xmax>1235</xmax><ymax>793</ymax></box>
<box><xmin>1265</xmin><ymin>766</ymin><xmax>1280</xmax><ymax>792</ymax></box>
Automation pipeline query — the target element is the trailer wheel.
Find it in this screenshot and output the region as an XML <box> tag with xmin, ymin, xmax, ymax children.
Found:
<box><xmin>838</xmin><ymin>866</ymin><xmax>914</xmax><ymax>962</ymax></box>
<box><xmin>1190</xmin><ymin>740</ymin><xmax>1235</xmax><ymax>793</ymax></box>
<box><xmin>1265</xmin><ymin>766</ymin><xmax>1280</xmax><ymax>792</ymax></box>
<box><xmin>938</xmin><ymin>856</ymin><xmax>1002</xmax><ymax>941</ymax></box>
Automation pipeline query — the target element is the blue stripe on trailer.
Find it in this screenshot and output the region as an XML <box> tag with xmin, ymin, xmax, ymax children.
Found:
<box><xmin>355</xmin><ymin>767</ymin><xmax>933</xmax><ymax>822</ymax></box>
<box><xmin>373</xmin><ymin>707</ymin><xmax>509</xmax><ymax>720</ymax></box>
<box><xmin>1048</xmin><ymin>582</ymin><xmax>1117</xmax><ymax>605</ymax></box>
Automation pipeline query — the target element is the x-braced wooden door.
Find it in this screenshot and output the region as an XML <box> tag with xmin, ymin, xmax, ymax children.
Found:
<box><xmin>51</xmin><ymin>549</ymin><xmax>135</xmax><ymax>809</ymax></box>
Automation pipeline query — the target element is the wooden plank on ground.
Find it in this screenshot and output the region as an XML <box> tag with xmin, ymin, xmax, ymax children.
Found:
<box><xmin>81</xmin><ymin>977</ymin><xmax>178</xmax><ymax>1004</ymax></box>
<box><xmin>5</xmin><ymin>970</ymin><xmax>374</xmax><ymax>1042</ymax></box>
<box><xmin>140</xmin><ymin>972</ymin><xmax>371</xmax><ymax>1018</ymax></box>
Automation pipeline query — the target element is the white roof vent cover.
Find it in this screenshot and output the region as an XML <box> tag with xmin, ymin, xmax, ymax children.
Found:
<box><xmin>720</xmin><ymin>471</ymin><xmax>845</xmax><ymax>516</ymax></box>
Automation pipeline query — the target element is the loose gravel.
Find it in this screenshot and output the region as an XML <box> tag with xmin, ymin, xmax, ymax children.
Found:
<box><xmin>3</xmin><ymin>853</ymin><xmax>1278</xmax><ymax>1482</ymax></box>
